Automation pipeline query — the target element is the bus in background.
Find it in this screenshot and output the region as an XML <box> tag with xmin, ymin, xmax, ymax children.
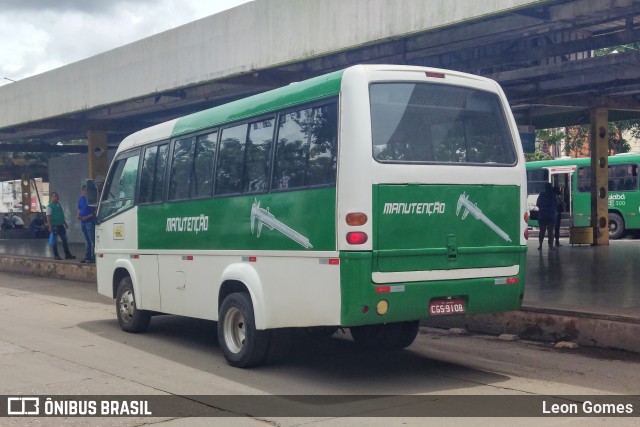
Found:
<box><xmin>526</xmin><ymin>154</ymin><xmax>640</xmax><ymax>239</ymax></box>
<box><xmin>95</xmin><ymin>64</ymin><xmax>528</xmax><ymax>368</ymax></box>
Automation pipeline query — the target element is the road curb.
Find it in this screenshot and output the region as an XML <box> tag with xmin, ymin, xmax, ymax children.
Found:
<box><xmin>422</xmin><ymin>306</ymin><xmax>640</xmax><ymax>354</ymax></box>
<box><xmin>0</xmin><ymin>254</ymin><xmax>96</xmax><ymax>283</ymax></box>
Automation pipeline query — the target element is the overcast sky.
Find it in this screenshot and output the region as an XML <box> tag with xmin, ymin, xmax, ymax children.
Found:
<box><xmin>0</xmin><ymin>0</ymin><xmax>251</xmax><ymax>86</ymax></box>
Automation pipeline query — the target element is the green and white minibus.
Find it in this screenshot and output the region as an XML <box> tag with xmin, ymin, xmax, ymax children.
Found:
<box><xmin>526</xmin><ymin>154</ymin><xmax>640</xmax><ymax>239</ymax></box>
<box><xmin>96</xmin><ymin>64</ymin><xmax>528</xmax><ymax>367</ymax></box>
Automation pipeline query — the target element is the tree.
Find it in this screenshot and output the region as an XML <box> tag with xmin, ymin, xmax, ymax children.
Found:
<box><xmin>535</xmin><ymin>120</ymin><xmax>638</xmax><ymax>159</ymax></box>
<box><xmin>564</xmin><ymin>125</ymin><xmax>590</xmax><ymax>158</ymax></box>
<box><xmin>608</xmin><ymin>120</ymin><xmax>640</xmax><ymax>154</ymax></box>
<box><xmin>525</xmin><ymin>128</ymin><xmax>563</xmax><ymax>161</ymax></box>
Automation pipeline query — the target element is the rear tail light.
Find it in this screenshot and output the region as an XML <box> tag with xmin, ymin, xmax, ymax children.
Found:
<box><xmin>346</xmin><ymin>212</ymin><xmax>368</xmax><ymax>226</ymax></box>
<box><xmin>524</xmin><ymin>228</ymin><xmax>529</xmax><ymax>240</ymax></box>
<box><xmin>524</xmin><ymin>211</ymin><xmax>529</xmax><ymax>223</ymax></box>
<box><xmin>425</xmin><ymin>71</ymin><xmax>445</xmax><ymax>79</ymax></box>
<box><xmin>346</xmin><ymin>232</ymin><xmax>368</xmax><ymax>245</ymax></box>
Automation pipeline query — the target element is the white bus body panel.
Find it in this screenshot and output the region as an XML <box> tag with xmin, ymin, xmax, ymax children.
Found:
<box><xmin>153</xmin><ymin>252</ymin><xmax>341</xmax><ymax>329</ymax></box>
<box><xmin>119</xmin><ymin>119</ymin><xmax>177</xmax><ymax>151</ymax></box>
<box><xmin>96</xmin><ymin>207</ymin><xmax>142</xmax><ymax>301</ymax></box>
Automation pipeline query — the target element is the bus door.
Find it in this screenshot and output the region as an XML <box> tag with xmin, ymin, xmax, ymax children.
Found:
<box><xmin>546</xmin><ymin>165</ymin><xmax>576</xmax><ymax>221</ymax></box>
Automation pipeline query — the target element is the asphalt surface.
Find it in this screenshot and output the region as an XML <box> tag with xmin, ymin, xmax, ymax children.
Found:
<box><xmin>0</xmin><ymin>272</ymin><xmax>639</xmax><ymax>426</ymax></box>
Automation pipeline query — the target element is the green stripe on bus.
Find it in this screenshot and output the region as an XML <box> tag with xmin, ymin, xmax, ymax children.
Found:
<box><xmin>137</xmin><ymin>187</ymin><xmax>337</xmax><ymax>251</ymax></box>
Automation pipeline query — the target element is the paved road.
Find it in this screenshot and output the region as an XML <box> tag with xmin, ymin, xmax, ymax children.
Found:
<box><xmin>0</xmin><ymin>272</ymin><xmax>638</xmax><ymax>426</ymax></box>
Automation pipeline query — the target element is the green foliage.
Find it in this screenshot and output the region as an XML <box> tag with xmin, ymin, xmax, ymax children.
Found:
<box><xmin>608</xmin><ymin>120</ymin><xmax>640</xmax><ymax>154</ymax></box>
<box><xmin>564</xmin><ymin>125</ymin><xmax>590</xmax><ymax>157</ymax></box>
<box><xmin>530</xmin><ymin>119</ymin><xmax>639</xmax><ymax>161</ymax></box>
<box><xmin>525</xmin><ymin>151</ymin><xmax>553</xmax><ymax>162</ymax></box>
<box><xmin>595</xmin><ymin>44</ymin><xmax>640</xmax><ymax>56</ymax></box>
<box><xmin>526</xmin><ymin>128</ymin><xmax>563</xmax><ymax>161</ymax></box>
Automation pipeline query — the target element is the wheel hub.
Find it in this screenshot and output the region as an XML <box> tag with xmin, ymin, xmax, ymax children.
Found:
<box><xmin>223</xmin><ymin>307</ymin><xmax>246</xmax><ymax>354</ymax></box>
<box><xmin>119</xmin><ymin>290</ymin><xmax>135</xmax><ymax>322</ymax></box>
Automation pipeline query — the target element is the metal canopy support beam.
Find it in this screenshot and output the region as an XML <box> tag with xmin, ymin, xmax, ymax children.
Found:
<box><xmin>87</xmin><ymin>130</ymin><xmax>109</xmax><ymax>182</ymax></box>
<box><xmin>590</xmin><ymin>108</ymin><xmax>609</xmax><ymax>246</ymax></box>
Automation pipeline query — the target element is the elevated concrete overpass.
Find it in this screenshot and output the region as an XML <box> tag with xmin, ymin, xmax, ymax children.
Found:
<box><xmin>2</xmin><ymin>0</ymin><xmax>640</xmax><ymax>148</ymax></box>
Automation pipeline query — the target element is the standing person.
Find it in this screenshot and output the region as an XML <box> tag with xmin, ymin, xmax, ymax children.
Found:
<box><xmin>554</xmin><ymin>186</ymin><xmax>566</xmax><ymax>247</ymax></box>
<box><xmin>77</xmin><ymin>185</ymin><xmax>96</xmax><ymax>263</ymax></box>
<box><xmin>536</xmin><ymin>182</ymin><xmax>558</xmax><ymax>251</ymax></box>
<box><xmin>46</xmin><ymin>192</ymin><xmax>76</xmax><ymax>260</ymax></box>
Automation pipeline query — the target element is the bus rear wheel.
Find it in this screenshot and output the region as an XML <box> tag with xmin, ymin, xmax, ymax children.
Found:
<box><xmin>116</xmin><ymin>276</ymin><xmax>151</xmax><ymax>333</ymax></box>
<box><xmin>350</xmin><ymin>321</ymin><xmax>419</xmax><ymax>350</ymax></box>
<box><xmin>218</xmin><ymin>292</ymin><xmax>269</xmax><ymax>368</ymax></box>
<box><xmin>608</xmin><ymin>212</ymin><xmax>625</xmax><ymax>240</ymax></box>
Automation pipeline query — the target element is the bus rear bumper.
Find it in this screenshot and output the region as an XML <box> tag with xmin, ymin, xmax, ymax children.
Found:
<box><xmin>339</xmin><ymin>251</ymin><xmax>526</xmax><ymax>327</ymax></box>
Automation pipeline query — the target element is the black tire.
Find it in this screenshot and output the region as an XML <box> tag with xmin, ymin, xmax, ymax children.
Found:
<box><xmin>608</xmin><ymin>212</ymin><xmax>625</xmax><ymax>240</ymax></box>
<box><xmin>217</xmin><ymin>292</ymin><xmax>269</xmax><ymax>368</ymax></box>
<box><xmin>116</xmin><ymin>276</ymin><xmax>151</xmax><ymax>333</ymax></box>
<box><xmin>351</xmin><ymin>320</ymin><xmax>419</xmax><ymax>350</ymax></box>
<box><xmin>394</xmin><ymin>320</ymin><xmax>420</xmax><ymax>349</ymax></box>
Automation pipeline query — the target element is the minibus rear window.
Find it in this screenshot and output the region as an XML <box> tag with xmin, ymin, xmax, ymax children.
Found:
<box><xmin>370</xmin><ymin>83</ymin><xmax>516</xmax><ymax>165</ymax></box>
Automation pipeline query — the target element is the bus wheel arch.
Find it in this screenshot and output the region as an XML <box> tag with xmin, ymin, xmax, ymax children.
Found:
<box><xmin>218</xmin><ymin>280</ymin><xmax>250</xmax><ymax>312</ymax></box>
<box><xmin>112</xmin><ymin>267</ymin><xmax>132</xmax><ymax>299</ymax></box>
<box><xmin>608</xmin><ymin>211</ymin><xmax>625</xmax><ymax>240</ymax></box>
<box><xmin>218</xmin><ymin>264</ymin><xmax>266</xmax><ymax>329</ymax></box>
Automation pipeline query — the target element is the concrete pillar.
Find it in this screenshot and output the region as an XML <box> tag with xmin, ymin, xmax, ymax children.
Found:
<box><xmin>20</xmin><ymin>172</ymin><xmax>31</xmax><ymax>226</ymax></box>
<box><xmin>590</xmin><ymin>108</ymin><xmax>609</xmax><ymax>246</ymax></box>
<box><xmin>87</xmin><ymin>130</ymin><xmax>109</xmax><ymax>182</ymax></box>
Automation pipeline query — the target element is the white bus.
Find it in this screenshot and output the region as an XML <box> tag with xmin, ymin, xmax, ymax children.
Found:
<box><xmin>96</xmin><ymin>64</ymin><xmax>528</xmax><ymax>367</ymax></box>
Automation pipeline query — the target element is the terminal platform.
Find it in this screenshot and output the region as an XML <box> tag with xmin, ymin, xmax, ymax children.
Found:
<box><xmin>0</xmin><ymin>237</ymin><xmax>639</xmax><ymax>353</ymax></box>
<box><xmin>430</xmin><ymin>237</ymin><xmax>640</xmax><ymax>353</ymax></box>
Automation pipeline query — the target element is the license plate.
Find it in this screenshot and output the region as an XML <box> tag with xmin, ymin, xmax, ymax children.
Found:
<box><xmin>429</xmin><ymin>298</ymin><xmax>466</xmax><ymax>316</ymax></box>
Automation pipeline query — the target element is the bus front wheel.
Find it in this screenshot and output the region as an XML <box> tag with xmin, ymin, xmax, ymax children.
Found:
<box><xmin>218</xmin><ymin>292</ymin><xmax>269</xmax><ymax>368</ymax></box>
<box><xmin>350</xmin><ymin>321</ymin><xmax>419</xmax><ymax>350</ymax></box>
<box><xmin>608</xmin><ymin>212</ymin><xmax>625</xmax><ymax>240</ymax></box>
<box><xmin>116</xmin><ymin>276</ymin><xmax>151</xmax><ymax>333</ymax></box>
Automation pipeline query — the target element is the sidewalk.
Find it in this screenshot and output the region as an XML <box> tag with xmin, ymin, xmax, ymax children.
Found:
<box><xmin>0</xmin><ymin>239</ymin><xmax>93</xmax><ymax>282</ymax></box>
<box><xmin>425</xmin><ymin>236</ymin><xmax>640</xmax><ymax>353</ymax></box>
<box><xmin>524</xmin><ymin>237</ymin><xmax>640</xmax><ymax>318</ymax></box>
<box><xmin>1</xmin><ymin>237</ymin><xmax>639</xmax><ymax>352</ymax></box>
<box><xmin>0</xmin><ymin>239</ymin><xmax>85</xmax><ymax>259</ymax></box>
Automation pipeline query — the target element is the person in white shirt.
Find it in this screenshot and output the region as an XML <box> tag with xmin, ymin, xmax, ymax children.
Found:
<box><xmin>10</xmin><ymin>213</ymin><xmax>24</xmax><ymax>229</ymax></box>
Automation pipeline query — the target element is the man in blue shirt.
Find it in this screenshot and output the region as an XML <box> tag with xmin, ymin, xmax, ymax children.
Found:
<box><xmin>29</xmin><ymin>213</ymin><xmax>47</xmax><ymax>238</ymax></box>
<box><xmin>77</xmin><ymin>185</ymin><xmax>96</xmax><ymax>263</ymax></box>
